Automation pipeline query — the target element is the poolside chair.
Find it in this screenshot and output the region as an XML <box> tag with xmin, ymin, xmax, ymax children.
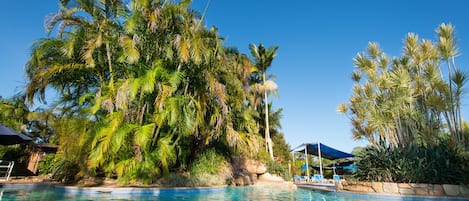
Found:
<box><xmin>300</xmin><ymin>175</ymin><xmax>308</xmax><ymax>182</ymax></box>
<box><xmin>0</xmin><ymin>160</ymin><xmax>14</xmax><ymax>181</ymax></box>
<box><xmin>293</xmin><ymin>175</ymin><xmax>301</xmax><ymax>182</ymax></box>
<box><xmin>333</xmin><ymin>174</ymin><xmax>341</xmax><ymax>182</ymax></box>
<box><xmin>311</xmin><ymin>174</ymin><xmax>323</xmax><ymax>183</ymax></box>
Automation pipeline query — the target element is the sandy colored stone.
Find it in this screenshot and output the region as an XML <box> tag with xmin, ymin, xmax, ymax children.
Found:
<box><xmin>432</xmin><ymin>184</ymin><xmax>445</xmax><ymax>196</ymax></box>
<box><xmin>245</xmin><ymin>159</ymin><xmax>267</xmax><ymax>175</ymax></box>
<box><xmin>443</xmin><ymin>184</ymin><xmax>460</xmax><ymax>196</ymax></box>
<box><xmin>335</xmin><ymin>181</ymin><xmax>343</xmax><ymax>190</ymax></box>
<box><xmin>383</xmin><ymin>182</ymin><xmax>399</xmax><ymax>194</ymax></box>
<box><xmin>399</xmin><ymin>188</ymin><xmax>415</xmax><ymax>195</ymax></box>
<box><xmin>414</xmin><ymin>187</ymin><xmax>429</xmax><ymax>196</ymax></box>
<box><xmin>371</xmin><ymin>182</ymin><xmax>383</xmax><ymax>193</ymax></box>
<box><xmin>361</xmin><ymin>182</ymin><xmax>372</xmax><ymax>187</ymax></box>
<box><xmin>347</xmin><ymin>180</ymin><xmax>357</xmax><ymax>185</ymax></box>
<box><xmin>346</xmin><ymin>185</ymin><xmax>374</xmax><ymax>192</ymax></box>
<box><xmin>342</xmin><ymin>184</ymin><xmax>354</xmax><ymax>191</ymax></box>
<box><xmin>398</xmin><ymin>183</ymin><xmax>411</xmax><ymax>188</ymax></box>
<box><xmin>410</xmin><ymin>183</ymin><xmax>429</xmax><ymax>188</ymax></box>
<box><xmin>258</xmin><ymin>173</ymin><xmax>284</xmax><ymax>182</ymax></box>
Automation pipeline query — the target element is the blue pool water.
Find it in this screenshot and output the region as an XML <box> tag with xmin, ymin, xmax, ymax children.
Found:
<box><xmin>0</xmin><ymin>185</ymin><xmax>467</xmax><ymax>201</ymax></box>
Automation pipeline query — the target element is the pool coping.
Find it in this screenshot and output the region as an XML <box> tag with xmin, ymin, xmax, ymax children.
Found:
<box><xmin>297</xmin><ymin>184</ymin><xmax>469</xmax><ymax>200</ymax></box>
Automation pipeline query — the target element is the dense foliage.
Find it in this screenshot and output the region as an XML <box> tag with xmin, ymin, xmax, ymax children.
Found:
<box><xmin>354</xmin><ymin>141</ymin><xmax>469</xmax><ymax>184</ymax></box>
<box><xmin>22</xmin><ymin>0</ymin><xmax>287</xmax><ymax>184</ymax></box>
<box><xmin>339</xmin><ymin>23</ymin><xmax>467</xmax><ymax>147</ymax></box>
<box><xmin>341</xmin><ymin>24</ymin><xmax>469</xmax><ymax>184</ymax></box>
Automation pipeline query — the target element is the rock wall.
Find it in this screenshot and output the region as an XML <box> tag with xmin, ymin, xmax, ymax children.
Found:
<box><xmin>231</xmin><ymin>157</ymin><xmax>267</xmax><ymax>186</ymax></box>
<box><xmin>339</xmin><ymin>181</ymin><xmax>469</xmax><ymax>197</ymax></box>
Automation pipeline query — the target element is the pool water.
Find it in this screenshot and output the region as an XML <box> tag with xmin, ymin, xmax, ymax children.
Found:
<box><xmin>0</xmin><ymin>185</ymin><xmax>467</xmax><ymax>201</ymax></box>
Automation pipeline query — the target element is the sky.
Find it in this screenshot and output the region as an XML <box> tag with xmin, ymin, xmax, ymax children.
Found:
<box><xmin>1</xmin><ymin>0</ymin><xmax>469</xmax><ymax>153</ymax></box>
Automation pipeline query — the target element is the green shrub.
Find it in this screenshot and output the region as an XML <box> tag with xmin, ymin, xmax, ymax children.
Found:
<box><xmin>38</xmin><ymin>154</ymin><xmax>57</xmax><ymax>175</ymax></box>
<box><xmin>160</xmin><ymin>149</ymin><xmax>232</xmax><ymax>187</ymax></box>
<box><xmin>158</xmin><ymin>173</ymin><xmax>193</xmax><ymax>187</ymax></box>
<box><xmin>159</xmin><ymin>149</ymin><xmax>232</xmax><ymax>187</ymax></box>
<box><xmin>189</xmin><ymin>149</ymin><xmax>232</xmax><ymax>186</ymax></box>
<box><xmin>253</xmin><ymin>148</ymin><xmax>271</xmax><ymax>164</ymax></box>
<box><xmin>38</xmin><ymin>154</ymin><xmax>81</xmax><ymax>183</ymax></box>
<box><xmin>47</xmin><ymin>160</ymin><xmax>80</xmax><ymax>183</ymax></box>
<box><xmin>0</xmin><ymin>145</ymin><xmax>28</xmax><ymax>162</ymax></box>
<box><xmin>267</xmin><ymin>161</ymin><xmax>291</xmax><ymax>181</ymax></box>
<box><xmin>354</xmin><ymin>140</ymin><xmax>469</xmax><ymax>184</ymax></box>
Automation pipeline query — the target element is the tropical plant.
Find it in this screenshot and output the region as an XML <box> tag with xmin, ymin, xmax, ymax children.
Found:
<box><xmin>353</xmin><ymin>140</ymin><xmax>469</xmax><ymax>184</ymax></box>
<box><xmin>0</xmin><ymin>95</ymin><xmax>29</xmax><ymax>131</ymax></box>
<box><xmin>37</xmin><ymin>153</ymin><xmax>58</xmax><ymax>175</ymax></box>
<box><xmin>341</xmin><ymin>24</ymin><xmax>469</xmax><ymax>184</ymax></box>
<box><xmin>339</xmin><ymin>23</ymin><xmax>467</xmax><ymax>148</ymax></box>
<box><xmin>266</xmin><ymin>160</ymin><xmax>291</xmax><ymax>181</ymax></box>
<box><xmin>25</xmin><ymin>0</ymin><xmax>283</xmax><ymax>185</ymax></box>
<box><xmin>249</xmin><ymin>44</ymin><xmax>279</xmax><ymax>161</ymax></box>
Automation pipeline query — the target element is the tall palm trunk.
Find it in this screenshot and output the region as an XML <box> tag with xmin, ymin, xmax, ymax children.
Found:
<box><xmin>263</xmin><ymin>73</ymin><xmax>274</xmax><ymax>160</ymax></box>
<box><xmin>106</xmin><ymin>42</ymin><xmax>115</xmax><ymax>92</ymax></box>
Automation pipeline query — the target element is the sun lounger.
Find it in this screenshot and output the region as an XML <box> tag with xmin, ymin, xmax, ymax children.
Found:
<box><xmin>311</xmin><ymin>174</ymin><xmax>324</xmax><ymax>183</ymax></box>
<box><xmin>0</xmin><ymin>160</ymin><xmax>14</xmax><ymax>181</ymax></box>
<box><xmin>333</xmin><ymin>174</ymin><xmax>341</xmax><ymax>182</ymax></box>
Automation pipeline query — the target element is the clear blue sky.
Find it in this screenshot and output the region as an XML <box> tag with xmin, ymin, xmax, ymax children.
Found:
<box><xmin>1</xmin><ymin>0</ymin><xmax>469</xmax><ymax>153</ymax></box>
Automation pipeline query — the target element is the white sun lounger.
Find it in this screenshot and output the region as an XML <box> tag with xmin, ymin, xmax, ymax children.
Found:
<box><xmin>0</xmin><ymin>160</ymin><xmax>14</xmax><ymax>181</ymax></box>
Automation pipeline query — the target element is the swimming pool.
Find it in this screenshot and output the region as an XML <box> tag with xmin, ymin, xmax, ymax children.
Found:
<box><xmin>1</xmin><ymin>184</ymin><xmax>467</xmax><ymax>200</ymax></box>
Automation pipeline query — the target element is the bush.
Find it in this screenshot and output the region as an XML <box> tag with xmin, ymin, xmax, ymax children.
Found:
<box><xmin>267</xmin><ymin>161</ymin><xmax>291</xmax><ymax>181</ymax></box>
<box><xmin>158</xmin><ymin>172</ymin><xmax>192</xmax><ymax>187</ymax></box>
<box><xmin>189</xmin><ymin>149</ymin><xmax>232</xmax><ymax>186</ymax></box>
<box><xmin>160</xmin><ymin>149</ymin><xmax>232</xmax><ymax>187</ymax></box>
<box><xmin>353</xmin><ymin>140</ymin><xmax>469</xmax><ymax>184</ymax></box>
<box><xmin>38</xmin><ymin>154</ymin><xmax>57</xmax><ymax>175</ymax></box>
<box><xmin>37</xmin><ymin>154</ymin><xmax>80</xmax><ymax>183</ymax></box>
<box><xmin>0</xmin><ymin>145</ymin><xmax>28</xmax><ymax>162</ymax></box>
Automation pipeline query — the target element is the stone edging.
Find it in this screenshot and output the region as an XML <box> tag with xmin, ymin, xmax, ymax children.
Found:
<box><xmin>338</xmin><ymin>181</ymin><xmax>469</xmax><ymax>197</ymax></box>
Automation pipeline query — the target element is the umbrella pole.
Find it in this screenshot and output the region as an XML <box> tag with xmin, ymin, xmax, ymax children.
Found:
<box><xmin>305</xmin><ymin>144</ymin><xmax>309</xmax><ymax>180</ymax></box>
<box><xmin>318</xmin><ymin>142</ymin><xmax>323</xmax><ymax>179</ymax></box>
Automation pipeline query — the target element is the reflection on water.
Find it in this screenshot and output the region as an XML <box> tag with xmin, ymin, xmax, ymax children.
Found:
<box><xmin>0</xmin><ymin>185</ymin><xmax>467</xmax><ymax>201</ymax></box>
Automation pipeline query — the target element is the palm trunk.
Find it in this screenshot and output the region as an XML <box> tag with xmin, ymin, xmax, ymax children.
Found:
<box><xmin>263</xmin><ymin>73</ymin><xmax>274</xmax><ymax>160</ymax></box>
<box><xmin>447</xmin><ymin>60</ymin><xmax>458</xmax><ymax>141</ymax></box>
<box><xmin>106</xmin><ymin>42</ymin><xmax>114</xmax><ymax>92</ymax></box>
<box><xmin>451</xmin><ymin>56</ymin><xmax>464</xmax><ymax>141</ymax></box>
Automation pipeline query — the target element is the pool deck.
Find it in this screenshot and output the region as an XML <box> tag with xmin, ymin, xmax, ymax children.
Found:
<box><xmin>296</xmin><ymin>182</ymin><xmax>469</xmax><ymax>200</ymax></box>
<box><xmin>296</xmin><ymin>182</ymin><xmax>337</xmax><ymax>192</ymax></box>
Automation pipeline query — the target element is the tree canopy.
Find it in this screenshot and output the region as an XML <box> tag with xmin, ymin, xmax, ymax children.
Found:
<box><xmin>23</xmin><ymin>0</ymin><xmax>286</xmax><ymax>184</ymax></box>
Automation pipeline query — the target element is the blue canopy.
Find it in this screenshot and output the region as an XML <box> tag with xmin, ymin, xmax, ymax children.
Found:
<box><xmin>296</xmin><ymin>143</ymin><xmax>354</xmax><ymax>160</ymax></box>
<box><xmin>292</xmin><ymin>142</ymin><xmax>354</xmax><ymax>178</ymax></box>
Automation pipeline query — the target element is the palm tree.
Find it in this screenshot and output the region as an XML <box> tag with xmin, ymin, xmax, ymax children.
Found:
<box><xmin>25</xmin><ymin>0</ymin><xmax>282</xmax><ymax>184</ymax></box>
<box><xmin>0</xmin><ymin>95</ymin><xmax>29</xmax><ymax>131</ymax></box>
<box><xmin>436</xmin><ymin>23</ymin><xmax>464</xmax><ymax>142</ymax></box>
<box><xmin>249</xmin><ymin>44</ymin><xmax>279</xmax><ymax>160</ymax></box>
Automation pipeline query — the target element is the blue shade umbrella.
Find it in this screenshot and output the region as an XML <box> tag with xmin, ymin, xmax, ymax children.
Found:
<box><xmin>300</xmin><ymin>164</ymin><xmax>308</xmax><ymax>171</ymax></box>
<box><xmin>0</xmin><ymin>123</ymin><xmax>33</xmax><ymax>145</ymax></box>
<box><xmin>292</xmin><ymin>142</ymin><xmax>355</xmax><ymax>179</ymax></box>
